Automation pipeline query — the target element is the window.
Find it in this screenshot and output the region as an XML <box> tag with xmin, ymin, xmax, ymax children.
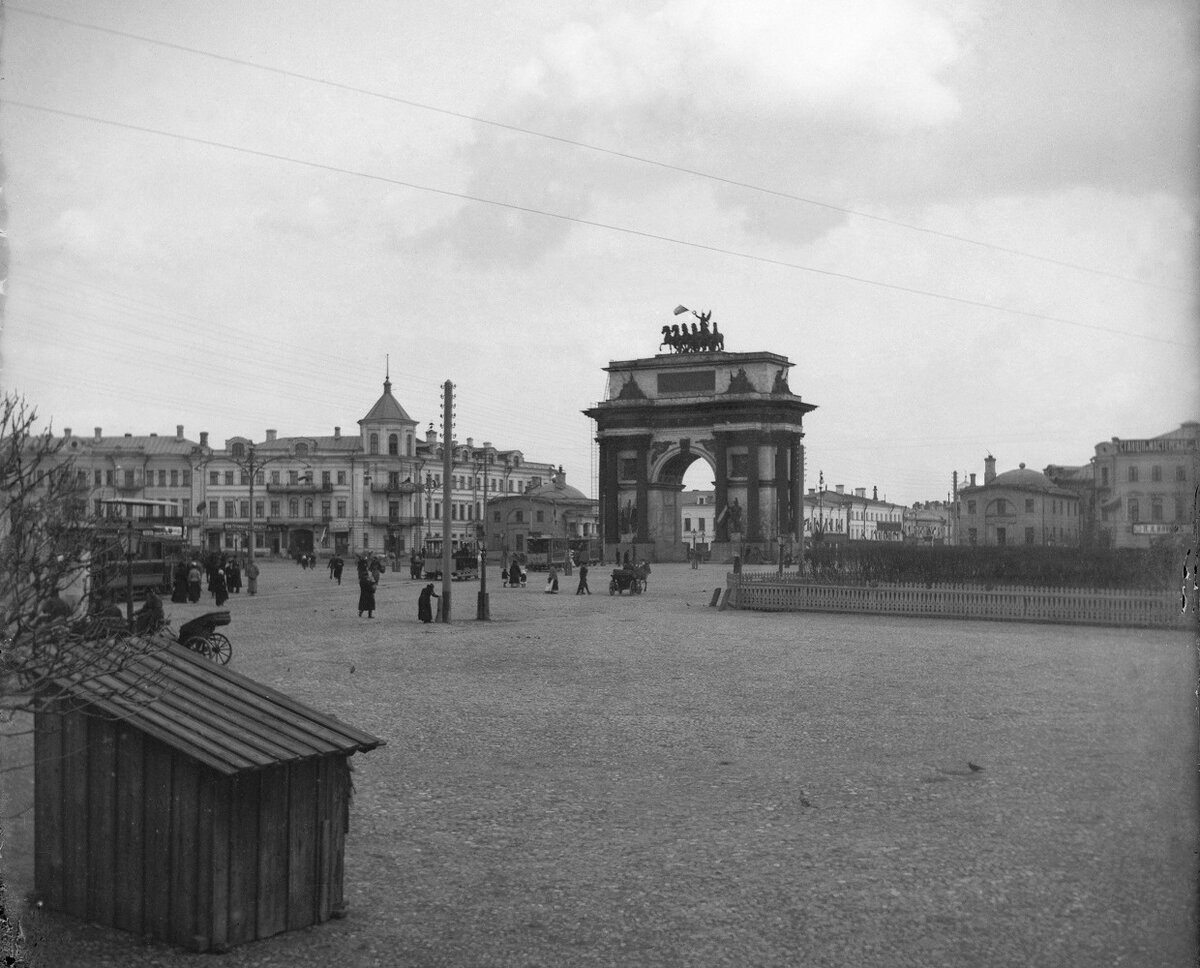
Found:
<box><xmin>181</xmin><ymin>499</ymin><xmax>190</xmax><ymax>516</ymax></box>
<box><xmin>270</xmin><ymin>501</ymin><xmax>280</xmax><ymax>517</ymax></box>
<box><xmin>1101</xmin><ymin>467</ymin><xmax>1109</xmax><ymax>486</ymax></box>
<box><xmin>388</xmin><ymin>502</ymin><xmax>399</xmax><ymax>522</ymax></box>
<box><xmin>967</xmin><ymin>500</ymin><xmax>976</xmax><ymax>515</ymax></box>
<box><xmin>322</xmin><ymin>471</ymin><xmax>331</xmax><ymax>486</ymax></box>
<box><xmin>255</xmin><ymin>501</ymin><xmax>264</xmax><ymax>517</ymax></box>
<box><xmin>158</xmin><ymin>470</ymin><xmax>167</xmax><ymax>486</ymax></box>
<box><xmin>535</xmin><ymin>510</ymin><xmax>544</xmax><ymax>522</ymax></box>
<box><xmin>255</xmin><ymin>470</ymin><xmax>264</xmax><ymax>485</ymax></box>
<box><xmin>1128</xmin><ymin>466</ymin><xmax>1139</xmax><ymax>482</ymax></box>
<box><xmin>369</xmin><ymin>433</ymin><xmax>379</xmax><ymax>455</ymax></box>
<box><xmin>94</xmin><ymin>469</ymin><xmax>103</xmax><ymax>486</ymax></box>
<box><xmin>1128</xmin><ymin>498</ymin><xmax>1139</xmax><ymax>522</ymax></box>
<box><xmin>289</xmin><ymin>499</ymin><xmax>299</xmax><ymax>517</ymax></box>
<box><xmin>1176</xmin><ymin>496</ymin><xmax>1185</xmax><ymax>521</ymax></box>
<box><xmin>337</xmin><ymin>500</ymin><xmax>346</xmax><ymax>517</ymax></box>
<box><xmin>239</xmin><ymin>500</ymin><xmax>249</xmax><ymax>517</ymax></box>
<box><xmin>407</xmin><ymin>435</ymin><xmax>414</xmax><ymax>456</ymax></box>
<box><xmin>304</xmin><ymin>499</ymin><xmax>313</xmax><ymax>517</ymax></box>
<box><xmin>240</xmin><ymin>471</ymin><xmax>249</xmax><ymax>485</ymax></box>
<box><xmin>270</xmin><ymin>470</ymin><xmax>280</xmax><ymax>484</ymax></box>
<box><xmin>363</xmin><ymin>500</ymin><xmax>369</xmax><ymax>517</ymax></box>
<box><xmin>363</xmin><ymin>532</ymin><xmax>369</xmax><ymax>548</ymax></box>
<box><xmin>515</xmin><ymin>510</ymin><xmax>524</xmax><ymax>523</ymax></box>
<box><xmin>389</xmin><ymin>471</ymin><xmax>400</xmax><ymax>488</ymax></box>
<box><xmin>337</xmin><ymin>471</ymin><xmax>346</xmax><ymax>485</ymax></box>
<box><xmin>1151</xmin><ymin>496</ymin><xmax>1163</xmax><ymax>522</ymax></box>
<box><xmin>1151</xmin><ymin>465</ymin><xmax>1162</xmax><ymax>482</ymax></box>
<box><xmin>208</xmin><ymin>501</ymin><xmax>218</xmax><ymax>518</ymax></box>
<box><xmin>1025</xmin><ymin>527</ymin><xmax>1035</xmax><ymax>545</ymax></box>
<box><xmin>224</xmin><ymin>501</ymin><xmax>235</xmax><ymax>518</ymax></box>
<box><xmin>295</xmin><ymin>443</ymin><xmax>309</xmax><ymax>458</ymax></box>
<box><xmin>434</xmin><ymin>503</ymin><xmax>441</xmax><ymax>520</ymax></box>
<box><xmin>224</xmin><ymin>470</ymin><xmax>234</xmax><ymax>485</ymax></box>
<box><xmin>232</xmin><ymin>442</ymin><xmax>245</xmax><ymax>459</ymax></box>
<box><xmin>1025</xmin><ymin>498</ymin><xmax>1035</xmax><ymax>513</ymax></box>
<box><xmin>684</xmin><ymin>516</ymin><xmax>692</xmax><ymax>531</ymax></box>
<box><xmin>1177</xmin><ymin>465</ymin><xmax>1187</xmax><ymax>482</ymax></box>
<box><xmin>994</xmin><ymin>499</ymin><xmax>1007</xmax><ymax>515</ymax></box>
<box><xmin>289</xmin><ymin>470</ymin><xmax>298</xmax><ymax>485</ymax></box>
<box><xmin>210</xmin><ymin>471</ymin><xmax>220</xmax><ymax>485</ymax></box>
<box><xmin>388</xmin><ymin>434</ymin><xmax>398</xmax><ymax>456</ymax></box>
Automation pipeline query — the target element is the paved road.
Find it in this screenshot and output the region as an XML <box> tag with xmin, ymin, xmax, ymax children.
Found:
<box><xmin>6</xmin><ymin>560</ymin><xmax>1197</xmax><ymax>967</ymax></box>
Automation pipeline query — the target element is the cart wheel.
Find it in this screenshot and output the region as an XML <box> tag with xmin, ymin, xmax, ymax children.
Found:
<box><xmin>184</xmin><ymin>635</ymin><xmax>212</xmax><ymax>659</ymax></box>
<box><xmin>207</xmin><ymin>632</ymin><xmax>233</xmax><ymax>665</ymax></box>
<box><xmin>609</xmin><ymin>581</ymin><xmax>617</xmax><ymax>595</ymax></box>
<box><xmin>632</xmin><ymin>580</ymin><xmax>641</xmax><ymax>595</ymax></box>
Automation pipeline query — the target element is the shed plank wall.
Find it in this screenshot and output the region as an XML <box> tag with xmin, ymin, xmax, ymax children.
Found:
<box><xmin>228</xmin><ymin>772</ymin><xmax>260</xmax><ymax>946</ymax></box>
<box><xmin>169</xmin><ymin>756</ymin><xmax>200</xmax><ymax>946</ymax></box>
<box><xmin>86</xmin><ymin>716</ymin><xmax>117</xmax><ymax>926</ymax></box>
<box><xmin>33</xmin><ymin>702</ymin><xmax>64</xmax><ymax>911</ymax></box>
<box><xmin>257</xmin><ymin>764</ymin><xmax>290</xmax><ymax>938</ymax></box>
<box><xmin>208</xmin><ymin>775</ymin><xmax>232</xmax><ymax>950</ymax></box>
<box><xmin>287</xmin><ymin>758</ymin><xmax>318</xmax><ymax>930</ymax></box>
<box><xmin>113</xmin><ymin>723</ymin><xmax>144</xmax><ymax>933</ymax></box>
<box><xmin>61</xmin><ymin>711</ymin><xmax>89</xmax><ymax>918</ymax></box>
<box><xmin>142</xmin><ymin>740</ymin><xmax>173</xmax><ymax>940</ymax></box>
<box><xmin>195</xmin><ymin>772</ymin><xmax>215</xmax><ymax>951</ymax></box>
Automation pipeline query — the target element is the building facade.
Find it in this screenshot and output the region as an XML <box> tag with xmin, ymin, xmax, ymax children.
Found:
<box><xmin>956</xmin><ymin>455</ymin><xmax>1081</xmax><ymax>547</ymax></box>
<box><xmin>487</xmin><ymin>469</ymin><xmax>599</xmax><ymax>566</ymax></box>
<box><xmin>904</xmin><ymin>501</ymin><xmax>951</xmax><ymax>544</ymax></box>
<box><xmin>1091</xmin><ymin>421</ymin><xmax>1199</xmax><ymax>549</ymax></box>
<box><xmin>50</xmin><ymin>377</ymin><xmax>571</xmax><ymax>561</ymax></box>
<box><xmin>678</xmin><ymin>490</ymin><xmax>717</xmax><ymax>553</ymax></box>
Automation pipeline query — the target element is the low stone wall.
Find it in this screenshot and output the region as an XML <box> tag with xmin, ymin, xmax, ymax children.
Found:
<box><xmin>727</xmin><ymin>573</ymin><xmax>1194</xmax><ymax>629</ymax></box>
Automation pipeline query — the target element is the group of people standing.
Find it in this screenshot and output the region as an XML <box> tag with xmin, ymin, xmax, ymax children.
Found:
<box><xmin>171</xmin><ymin>553</ymin><xmax>259</xmax><ymax>606</ymax></box>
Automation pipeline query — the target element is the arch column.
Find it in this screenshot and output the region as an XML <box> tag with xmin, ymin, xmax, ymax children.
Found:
<box><xmin>634</xmin><ymin>435</ymin><xmax>650</xmax><ymax>543</ymax></box>
<box><xmin>599</xmin><ymin>437</ymin><xmax>619</xmax><ymax>543</ymax></box>
<box><xmin>744</xmin><ymin>430</ymin><xmax>762</xmax><ymax>542</ymax></box>
<box><xmin>713</xmin><ymin>432</ymin><xmax>731</xmax><ymax>542</ymax></box>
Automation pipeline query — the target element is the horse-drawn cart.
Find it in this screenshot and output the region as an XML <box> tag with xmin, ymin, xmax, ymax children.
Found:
<box><xmin>609</xmin><ymin>566</ymin><xmax>647</xmax><ymax>596</ymax></box>
<box><xmin>178</xmin><ymin>610</ymin><xmax>232</xmax><ymax>664</ymax></box>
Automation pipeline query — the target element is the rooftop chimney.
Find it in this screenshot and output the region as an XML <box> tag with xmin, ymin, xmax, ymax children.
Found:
<box><xmin>266</xmin><ymin>429</ymin><xmax>277</xmax><ymax>442</ymax></box>
<box><xmin>200</xmin><ymin>431</ymin><xmax>209</xmax><ymax>447</ymax></box>
<box><xmin>873</xmin><ymin>485</ymin><xmax>878</xmax><ymax>501</ymax></box>
<box><xmin>334</xmin><ymin>426</ymin><xmax>341</xmax><ymax>440</ymax></box>
<box><xmin>970</xmin><ymin>473</ymin><xmax>977</xmax><ymax>487</ymax></box>
<box><xmin>426</xmin><ymin>426</ymin><xmax>438</xmax><ymax>445</ymax></box>
<box><xmin>984</xmin><ymin>454</ymin><xmax>996</xmax><ymax>484</ymax></box>
<box><xmin>176</xmin><ymin>424</ymin><xmax>184</xmax><ymax>442</ymax></box>
<box><xmin>835</xmin><ymin>484</ymin><xmax>844</xmax><ymax>495</ymax></box>
<box><xmin>94</xmin><ymin>427</ymin><xmax>102</xmax><ymax>441</ymax></box>
<box><xmin>63</xmin><ymin>428</ymin><xmax>71</xmax><ymax>437</ymax></box>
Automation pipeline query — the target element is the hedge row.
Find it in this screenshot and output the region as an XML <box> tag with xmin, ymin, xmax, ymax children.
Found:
<box><xmin>801</xmin><ymin>541</ymin><xmax>1187</xmax><ymax>591</ymax></box>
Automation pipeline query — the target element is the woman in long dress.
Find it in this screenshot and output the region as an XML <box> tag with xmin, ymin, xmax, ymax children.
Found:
<box><xmin>358</xmin><ymin>572</ymin><xmax>377</xmax><ymax>618</ymax></box>
<box><xmin>417</xmin><ymin>583</ymin><xmax>439</xmax><ymax>623</ymax></box>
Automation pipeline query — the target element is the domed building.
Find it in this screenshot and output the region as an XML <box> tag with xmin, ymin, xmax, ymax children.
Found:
<box><xmin>486</xmin><ymin>468</ymin><xmax>599</xmax><ymax>569</ymax></box>
<box><xmin>956</xmin><ymin>455</ymin><xmax>1081</xmax><ymax>547</ymax></box>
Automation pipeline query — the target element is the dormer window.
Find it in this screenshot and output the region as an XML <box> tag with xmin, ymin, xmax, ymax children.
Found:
<box><xmin>295</xmin><ymin>443</ymin><xmax>309</xmax><ymax>458</ymax></box>
<box><xmin>231</xmin><ymin>442</ymin><xmax>245</xmax><ymax>459</ymax></box>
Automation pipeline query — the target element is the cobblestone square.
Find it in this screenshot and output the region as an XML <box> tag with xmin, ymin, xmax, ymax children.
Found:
<box><xmin>5</xmin><ymin>560</ymin><xmax>1196</xmax><ymax>967</ymax></box>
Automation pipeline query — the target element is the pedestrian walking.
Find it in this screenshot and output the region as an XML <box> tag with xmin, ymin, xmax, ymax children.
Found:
<box><xmin>576</xmin><ymin>562</ymin><xmax>590</xmax><ymax>595</ymax></box>
<box><xmin>507</xmin><ymin>560</ymin><xmax>521</xmax><ymax>589</ymax></box>
<box><xmin>331</xmin><ymin>555</ymin><xmax>344</xmax><ymax>585</ymax></box>
<box><xmin>417</xmin><ymin>583</ymin><xmax>439</xmax><ymax>623</ymax></box>
<box><xmin>171</xmin><ymin>559</ymin><xmax>189</xmax><ymax>603</ymax></box>
<box><xmin>187</xmin><ymin>561</ymin><xmax>203</xmax><ymax>603</ymax></box>
<box><xmin>358</xmin><ymin>571</ymin><xmax>377</xmax><ymax>618</ymax></box>
<box><xmin>544</xmin><ymin>567</ymin><xmax>560</xmax><ymax>594</ymax></box>
<box><xmin>245</xmin><ymin>559</ymin><xmax>260</xmax><ymax>596</ymax></box>
<box><xmin>228</xmin><ymin>558</ymin><xmax>242</xmax><ymax>592</ymax></box>
<box><xmin>213</xmin><ymin>568</ymin><xmax>229</xmax><ymax>607</ymax></box>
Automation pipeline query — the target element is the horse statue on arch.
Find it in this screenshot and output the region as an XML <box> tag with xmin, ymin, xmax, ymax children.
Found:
<box><xmin>661</xmin><ymin>308</ymin><xmax>725</xmax><ymax>354</ymax></box>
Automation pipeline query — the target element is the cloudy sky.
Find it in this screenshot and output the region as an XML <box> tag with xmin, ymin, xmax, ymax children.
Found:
<box><xmin>1</xmin><ymin>0</ymin><xmax>1196</xmax><ymax>504</ymax></box>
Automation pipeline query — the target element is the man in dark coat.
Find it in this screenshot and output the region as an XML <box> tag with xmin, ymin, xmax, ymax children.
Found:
<box><xmin>417</xmin><ymin>583</ymin><xmax>439</xmax><ymax>623</ymax></box>
<box><xmin>213</xmin><ymin>568</ymin><xmax>229</xmax><ymax>607</ymax></box>
<box><xmin>576</xmin><ymin>563</ymin><xmax>590</xmax><ymax>595</ymax></box>
<box><xmin>358</xmin><ymin>571</ymin><xmax>377</xmax><ymax>618</ymax></box>
<box><xmin>171</xmin><ymin>560</ymin><xmax>189</xmax><ymax>603</ymax></box>
<box><xmin>508</xmin><ymin>560</ymin><xmax>521</xmax><ymax>588</ymax></box>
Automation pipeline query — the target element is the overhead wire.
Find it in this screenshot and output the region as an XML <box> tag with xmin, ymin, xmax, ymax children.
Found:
<box><xmin>4</xmin><ymin>100</ymin><xmax>1187</xmax><ymax>349</ymax></box>
<box><xmin>6</xmin><ymin>3</ymin><xmax>1181</xmax><ymax>295</ymax></box>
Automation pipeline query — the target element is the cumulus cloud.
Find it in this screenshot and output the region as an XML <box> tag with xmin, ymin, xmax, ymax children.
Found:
<box><xmin>513</xmin><ymin>0</ymin><xmax>963</xmax><ymax>131</ymax></box>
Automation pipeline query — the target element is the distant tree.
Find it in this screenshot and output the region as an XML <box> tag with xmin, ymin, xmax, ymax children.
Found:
<box><xmin>0</xmin><ymin>394</ymin><xmax>170</xmax><ymax>724</ymax></box>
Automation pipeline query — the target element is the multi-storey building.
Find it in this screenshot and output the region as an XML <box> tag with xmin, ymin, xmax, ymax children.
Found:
<box><xmin>904</xmin><ymin>501</ymin><xmax>951</xmax><ymax>545</ymax></box>
<box><xmin>50</xmin><ymin>376</ymin><xmax>571</xmax><ymax>561</ymax></box>
<box><xmin>487</xmin><ymin>468</ymin><xmax>599</xmax><ymax>565</ymax></box>
<box><xmin>678</xmin><ymin>490</ymin><xmax>717</xmax><ymax>553</ymax></box>
<box><xmin>802</xmin><ymin>486</ymin><xmax>851</xmax><ymax>542</ymax></box>
<box><xmin>1091</xmin><ymin>421</ymin><xmax>1199</xmax><ymax>549</ymax></box>
<box><xmin>956</xmin><ymin>455</ymin><xmax>1081</xmax><ymax>547</ymax></box>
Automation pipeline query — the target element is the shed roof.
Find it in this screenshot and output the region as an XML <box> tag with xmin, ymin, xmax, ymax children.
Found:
<box><xmin>53</xmin><ymin>641</ymin><xmax>384</xmax><ymax>776</ymax></box>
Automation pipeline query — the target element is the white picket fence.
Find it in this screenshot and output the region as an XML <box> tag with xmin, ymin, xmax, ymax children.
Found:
<box><xmin>727</xmin><ymin>573</ymin><xmax>1193</xmax><ymax>628</ymax></box>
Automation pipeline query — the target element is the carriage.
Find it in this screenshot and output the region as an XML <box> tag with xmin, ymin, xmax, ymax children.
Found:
<box><xmin>609</xmin><ymin>566</ymin><xmax>647</xmax><ymax>596</ymax></box>
<box><xmin>177</xmin><ymin>611</ymin><xmax>233</xmax><ymax>664</ymax></box>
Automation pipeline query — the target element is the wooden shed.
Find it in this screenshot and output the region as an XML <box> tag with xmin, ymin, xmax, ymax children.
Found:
<box><xmin>33</xmin><ymin>642</ymin><xmax>384</xmax><ymax>952</ymax></box>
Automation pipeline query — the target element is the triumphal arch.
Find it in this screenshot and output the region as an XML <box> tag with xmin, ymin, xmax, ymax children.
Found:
<box><xmin>585</xmin><ymin>317</ymin><xmax>817</xmax><ymax>563</ymax></box>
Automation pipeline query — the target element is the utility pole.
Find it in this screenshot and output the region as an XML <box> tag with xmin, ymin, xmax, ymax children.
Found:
<box><xmin>440</xmin><ymin>380</ymin><xmax>453</xmax><ymax>622</ymax></box>
<box><xmin>477</xmin><ymin>462</ymin><xmax>490</xmax><ymax>620</ymax></box>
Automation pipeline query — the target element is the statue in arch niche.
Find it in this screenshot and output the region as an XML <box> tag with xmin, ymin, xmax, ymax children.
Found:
<box><xmin>619</xmin><ymin>500</ymin><xmax>638</xmax><ymax>534</ymax></box>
